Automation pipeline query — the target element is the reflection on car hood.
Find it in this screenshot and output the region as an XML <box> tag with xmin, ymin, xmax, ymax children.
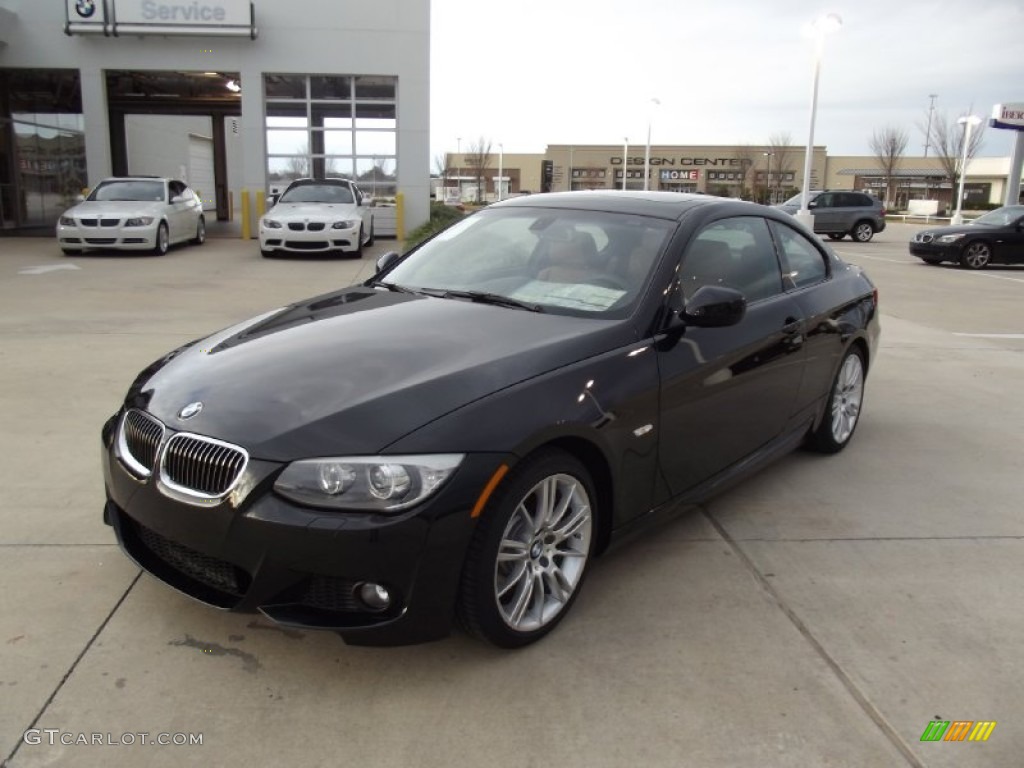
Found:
<box><xmin>65</xmin><ymin>200</ymin><xmax>167</xmax><ymax>217</ymax></box>
<box><xmin>265</xmin><ymin>202</ymin><xmax>360</xmax><ymax>220</ymax></box>
<box><xmin>918</xmin><ymin>223</ymin><xmax>995</xmax><ymax>237</ymax></box>
<box><xmin>128</xmin><ymin>287</ymin><xmax>629</xmax><ymax>460</ymax></box>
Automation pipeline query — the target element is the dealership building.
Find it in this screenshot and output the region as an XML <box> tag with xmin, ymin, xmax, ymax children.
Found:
<box><xmin>0</xmin><ymin>0</ymin><xmax>430</xmax><ymax>234</ymax></box>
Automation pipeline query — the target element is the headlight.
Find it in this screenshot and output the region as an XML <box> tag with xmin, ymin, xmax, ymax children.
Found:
<box><xmin>332</xmin><ymin>220</ymin><xmax>358</xmax><ymax>230</ymax></box>
<box><xmin>263</xmin><ymin>219</ymin><xmax>282</xmax><ymax>229</ymax></box>
<box><xmin>124</xmin><ymin>217</ymin><xmax>154</xmax><ymax>227</ymax></box>
<box><xmin>274</xmin><ymin>454</ymin><xmax>463</xmax><ymax>512</ymax></box>
<box><xmin>937</xmin><ymin>233</ymin><xmax>965</xmax><ymax>243</ymax></box>
<box><xmin>58</xmin><ymin>216</ymin><xmax>75</xmax><ymax>226</ymax></box>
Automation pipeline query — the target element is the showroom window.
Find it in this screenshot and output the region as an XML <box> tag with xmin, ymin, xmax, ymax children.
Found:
<box><xmin>264</xmin><ymin>74</ymin><xmax>397</xmax><ymax>198</ymax></box>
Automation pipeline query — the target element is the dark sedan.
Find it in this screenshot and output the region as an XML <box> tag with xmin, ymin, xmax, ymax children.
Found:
<box><xmin>909</xmin><ymin>205</ymin><xmax>1024</xmax><ymax>269</ymax></box>
<box><xmin>101</xmin><ymin>192</ymin><xmax>879</xmax><ymax>648</ymax></box>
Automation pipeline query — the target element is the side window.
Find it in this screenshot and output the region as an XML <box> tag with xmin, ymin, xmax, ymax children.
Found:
<box><xmin>169</xmin><ymin>181</ymin><xmax>186</xmax><ymax>200</ymax></box>
<box><xmin>679</xmin><ymin>217</ymin><xmax>783</xmax><ymax>303</ymax></box>
<box><xmin>769</xmin><ymin>221</ymin><xmax>828</xmax><ymax>289</ymax></box>
<box><xmin>814</xmin><ymin>193</ymin><xmax>834</xmax><ymax>208</ymax></box>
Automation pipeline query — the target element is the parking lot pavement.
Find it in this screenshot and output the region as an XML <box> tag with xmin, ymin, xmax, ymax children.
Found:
<box><xmin>2</xmin><ymin>226</ymin><xmax>1022</xmax><ymax>767</ymax></box>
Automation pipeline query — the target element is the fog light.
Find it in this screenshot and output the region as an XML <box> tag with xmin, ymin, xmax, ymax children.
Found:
<box><xmin>357</xmin><ymin>582</ymin><xmax>391</xmax><ymax>611</ymax></box>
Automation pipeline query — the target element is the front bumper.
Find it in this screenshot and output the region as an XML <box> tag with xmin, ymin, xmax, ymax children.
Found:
<box><xmin>101</xmin><ymin>412</ymin><xmax>506</xmax><ymax>645</ymax></box>
<box><xmin>57</xmin><ymin>223</ymin><xmax>158</xmax><ymax>250</ymax></box>
<box><xmin>909</xmin><ymin>241</ymin><xmax>958</xmax><ymax>261</ymax></box>
<box><xmin>259</xmin><ymin>223</ymin><xmax>360</xmax><ymax>254</ymax></box>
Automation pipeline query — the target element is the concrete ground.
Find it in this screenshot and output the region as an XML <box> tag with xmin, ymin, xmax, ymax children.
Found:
<box><xmin>0</xmin><ymin>223</ymin><xmax>1021</xmax><ymax>767</ymax></box>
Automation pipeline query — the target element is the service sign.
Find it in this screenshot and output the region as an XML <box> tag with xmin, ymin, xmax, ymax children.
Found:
<box><xmin>991</xmin><ymin>103</ymin><xmax>1024</xmax><ymax>131</ymax></box>
<box><xmin>65</xmin><ymin>0</ymin><xmax>256</xmax><ymax>37</ymax></box>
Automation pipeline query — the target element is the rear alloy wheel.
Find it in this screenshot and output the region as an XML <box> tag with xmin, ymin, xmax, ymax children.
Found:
<box><xmin>851</xmin><ymin>221</ymin><xmax>875</xmax><ymax>243</ymax></box>
<box><xmin>827</xmin><ymin>233</ymin><xmax>845</xmax><ymax>241</ymax></box>
<box><xmin>365</xmin><ymin>220</ymin><xmax>375</xmax><ymax>247</ymax></box>
<box><xmin>959</xmin><ymin>241</ymin><xmax>991</xmax><ymax>270</ymax></box>
<box><xmin>458</xmin><ymin>450</ymin><xmax>596</xmax><ymax>647</ymax></box>
<box><xmin>192</xmin><ymin>216</ymin><xmax>206</xmax><ymax>245</ymax></box>
<box><xmin>808</xmin><ymin>347</ymin><xmax>865</xmax><ymax>454</ymax></box>
<box><xmin>152</xmin><ymin>222</ymin><xmax>169</xmax><ymax>256</ymax></box>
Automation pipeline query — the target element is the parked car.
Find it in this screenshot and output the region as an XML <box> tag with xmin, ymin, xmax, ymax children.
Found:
<box><xmin>56</xmin><ymin>177</ymin><xmax>205</xmax><ymax>256</ymax></box>
<box><xmin>909</xmin><ymin>205</ymin><xmax>1024</xmax><ymax>269</ymax></box>
<box><xmin>259</xmin><ymin>178</ymin><xmax>374</xmax><ymax>258</ymax></box>
<box><xmin>101</xmin><ymin>191</ymin><xmax>879</xmax><ymax>648</ymax></box>
<box><xmin>774</xmin><ymin>190</ymin><xmax>886</xmax><ymax>242</ymax></box>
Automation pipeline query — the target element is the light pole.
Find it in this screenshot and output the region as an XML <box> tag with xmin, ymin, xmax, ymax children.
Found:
<box><xmin>622</xmin><ymin>137</ymin><xmax>628</xmax><ymax>190</ymax></box>
<box><xmin>763</xmin><ymin>151</ymin><xmax>774</xmax><ymax>204</ymax></box>
<box><xmin>796</xmin><ymin>13</ymin><xmax>842</xmax><ymax>231</ymax></box>
<box><xmin>923</xmin><ymin>94</ymin><xmax>938</xmax><ymax>200</ymax></box>
<box><xmin>951</xmin><ymin>115</ymin><xmax>981</xmax><ymax>225</ymax></box>
<box><xmin>643</xmin><ymin>97</ymin><xmax>661</xmax><ymax>192</ymax></box>
<box><xmin>497</xmin><ymin>142</ymin><xmax>504</xmax><ymax>201</ymax></box>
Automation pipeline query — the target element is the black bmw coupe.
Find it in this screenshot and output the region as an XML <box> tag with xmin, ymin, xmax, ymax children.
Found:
<box><xmin>102</xmin><ymin>191</ymin><xmax>879</xmax><ymax>647</ymax></box>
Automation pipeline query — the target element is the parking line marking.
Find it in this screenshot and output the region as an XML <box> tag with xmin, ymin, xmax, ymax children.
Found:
<box><xmin>19</xmin><ymin>264</ymin><xmax>82</xmax><ymax>275</ymax></box>
<box><xmin>964</xmin><ymin>271</ymin><xmax>1024</xmax><ymax>285</ymax></box>
<box><xmin>953</xmin><ymin>332</ymin><xmax>1024</xmax><ymax>339</ymax></box>
<box><xmin>834</xmin><ymin>252</ymin><xmax>909</xmax><ymax>264</ymax></box>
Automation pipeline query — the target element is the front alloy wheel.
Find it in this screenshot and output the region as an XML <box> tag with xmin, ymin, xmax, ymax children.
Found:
<box><xmin>458</xmin><ymin>450</ymin><xmax>595</xmax><ymax>647</ymax></box>
<box><xmin>192</xmin><ymin>216</ymin><xmax>206</xmax><ymax>245</ymax></box>
<box><xmin>808</xmin><ymin>347</ymin><xmax>865</xmax><ymax>454</ymax></box>
<box><xmin>960</xmin><ymin>241</ymin><xmax>991</xmax><ymax>269</ymax></box>
<box><xmin>851</xmin><ymin>221</ymin><xmax>875</xmax><ymax>242</ymax></box>
<box><xmin>152</xmin><ymin>222</ymin><xmax>169</xmax><ymax>256</ymax></box>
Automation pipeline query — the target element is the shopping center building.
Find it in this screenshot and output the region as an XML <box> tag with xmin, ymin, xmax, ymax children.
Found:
<box><xmin>447</xmin><ymin>144</ymin><xmax>1023</xmax><ymax>211</ymax></box>
<box><xmin>0</xmin><ymin>0</ymin><xmax>430</xmax><ymax>234</ymax></box>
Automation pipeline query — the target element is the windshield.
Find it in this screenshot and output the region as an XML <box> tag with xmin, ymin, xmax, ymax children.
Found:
<box><xmin>279</xmin><ymin>183</ymin><xmax>354</xmax><ymax>204</ymax></box>
<box><xmin>380</xmin><ymin>207</ymin><xmax>675</xmax><ymax>317</ymax></box>
<box><xmin>88</xmin><ymin>180</ymin><xmax>166</xmax><ymax>203</ymax></box>
<box><xmin>971</xmin><ymin>206</ymin><xmax>1024</xmax><ymax>227</ymax></box>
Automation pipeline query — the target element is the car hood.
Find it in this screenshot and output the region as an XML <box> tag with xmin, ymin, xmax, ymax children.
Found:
<box><xmin>127</xmin><ymin>287</ymin><xmax>631</xmax><ymax>460</ymax></box>
<box><xmin>65</xmin><ymin>200</ymin><xmax>167</xmax><ymax>217</ymax></box>
<box><xmin>917</xmin><ymin>223</ymin><xmax>996</xmax><ymax>238</ymax></box>
<box><xmin>265</xmin><ymin>202</ymin><xmax>360</xmax><ymax>221</ymax></box>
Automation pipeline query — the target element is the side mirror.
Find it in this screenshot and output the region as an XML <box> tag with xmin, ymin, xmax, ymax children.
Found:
<box><xmin>375</xmin><ymin>251</ymin><xmax>401</xmax><ymax>273</ymax></box>
<box><xmin>361</xmin><ymin>197</ymin><xmax>373</xmax><ymax>207</ymax></box>
<box><xmin>681</xmin><ymin>285</ymin><xmax>746</xmax><ymax>328</ymax></box>
<box><xmin>74</xmin><ymin>194</ymin><xmax>85</xmax><ymax>203</ymax></box>
<box><xmin>267</xmin><ymin>194</ymin><xmax>278</xmax><ymax>207</ymax></box>
<box><xmin>807</xmin><ymin>200</ymin><xmax>818</xmax><ymax>209</ymax></box>
<box><xmin>171</xmin><ymin>194</ymin><xmax>185</xmax><ymax>203</ymax></box>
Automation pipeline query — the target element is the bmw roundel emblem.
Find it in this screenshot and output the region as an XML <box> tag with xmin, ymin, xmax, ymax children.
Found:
<box><xmin>178</xmin><ymin>401</ymin><xmax>204</xmax><ymax>420</ymax></box>
<box><xmin>75</xmin><ymin>0</ymin><xmax>97</xmax><ymax>19</ymax></box>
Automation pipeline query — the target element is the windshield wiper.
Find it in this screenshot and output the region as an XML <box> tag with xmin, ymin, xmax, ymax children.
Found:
<box><xmin>373</xmin><ymin>281</ymin><xmax>417</xmax><ymax>293</ymax></box>
<box><xmin>441</xmin><ymin>289</ymin><xmax>544</xmax><ymax>313</ymax></box>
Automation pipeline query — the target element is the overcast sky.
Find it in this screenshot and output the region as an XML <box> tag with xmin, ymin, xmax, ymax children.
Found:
<box><xmin>430</xmin><ymin>0</ymin><xmax>1023</xmax><ymax>162</ymax></box>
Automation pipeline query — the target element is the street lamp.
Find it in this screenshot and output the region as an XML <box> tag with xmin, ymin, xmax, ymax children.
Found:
<box><xmin>796</xmin><ymin>12</ymin><xmax>842</xmax><ymax>231</ymax></box>
<box><xmin>497</xmin><ymin>142</ymin><xmax>504</xmax><ymax>201</ymax></box>
<box><xmin>763</xmin><ymin>151</ymin><xmax>774</xmax><ymax>204</ymax></box>
<box><xmin>951</xmin><ymin>115</ymin><xmax>981</xmax><ymax>225</ymax></box>
<box><xmin>622</xmin><ymin>137</ymin><xmax>629</xmax><ymax>190</ymax></box>
<box><xmin>643</xmin><ymin>97</ymin><xmax>661</xmax><ymax>192</ymax></box>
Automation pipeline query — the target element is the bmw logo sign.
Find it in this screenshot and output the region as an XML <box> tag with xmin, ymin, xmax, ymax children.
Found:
<box><xmin>178</xmin><ymin>401</ymin><xmax>204</xmax><ymax>420</ymax></box>
<box><xmin>75</xmin><ymin>0</ymin><xmax>97</xmax><ymax>18</ymax></box>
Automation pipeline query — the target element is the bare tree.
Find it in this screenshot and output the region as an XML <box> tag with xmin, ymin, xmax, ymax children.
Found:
<box><xmin>768</xmin><ymin>132</ymin><xmax>795</xmax><ymax>203</ymax></box>
<box><xmin>921</xmin><ymin>110</ymin><xmax>986</xmax><ymax>206</ymax></box>
<box><xmin>463</xmin><ymin>137</ymin><xmax>493</xmax><ymax>203</ymax></box>
<box><xmin>869</xmin><ymin>126</ymin><xmax>909</xmax><ymax>207</ymax></box>
<box><xmin>732</xmin><ymin>144</ymin><xmax>759</xmax><ymax>200</ymax></box>
<box><xmin>433</xmin><ymin>152</ymin><xmax>452</xmax><ymax>194</ymax></box>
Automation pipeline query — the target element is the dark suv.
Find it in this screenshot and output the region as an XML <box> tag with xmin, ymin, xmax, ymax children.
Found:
<box><xmin>775</xmin><ymin>191</ymin><xmax>886</xmax><ymax>242</ymax></box>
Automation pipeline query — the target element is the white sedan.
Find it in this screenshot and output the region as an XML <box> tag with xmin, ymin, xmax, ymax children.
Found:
<box><xmin>56</xmin><ymin>177</ymin><xmax>205</xmax><ymax>256</ymax></box>
<box><xmin>259</xmin><ymin>179</ymin><xmax>374</xmax><ymax>258</ymax></box>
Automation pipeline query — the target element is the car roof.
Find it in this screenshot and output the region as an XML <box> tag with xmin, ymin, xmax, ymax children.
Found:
<box><xmin>492</xmin><ymin>190</ymin><xmax>763</xmax><ymax>221</ymax></box>
<box><xmin>286</xmin><ymin>178</ymin><xmax>353</xmax><ymax>186</ymax></box>
<box><xmin>98</xmin><ymin>176</ymin><xmax>171</xmax><ymax>183</ymax></box>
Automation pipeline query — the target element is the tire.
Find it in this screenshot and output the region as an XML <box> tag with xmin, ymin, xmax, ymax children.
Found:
<box><xmin>921</xmin><ymin>257</ymin><xmax>943</xmax><ymax>265</ymax></box>
<box><xmin>365</xmin><ymin>220</ymin><xmax>375</xmax><ymax>247</ymax></box>
<box><xmin>260</xmin><ymin>248</ymin><xmax>276</xmax><ymax>258</ymax></box>
<box><xmin>851</xmin><ymin>221</ymin><xmax>875</xmax><ymax>243</ymax></box>
<box><xmin>457</xmin><ymin>449</ymin><xmax>597</xmax><ymax>648</ymax></box>
<box><xmin>353</xmin><ymin>225</ymin><xmax>364</xmax><ymax>257</ymax></box>
<box><xmin>153</xmin><ymin>222</ymin><xmax>169</xmax><ymax>256</ymax></box>
<box><xmin>807</xmin><ymin>347</ymin><xmax>866</xmax><ymax>454</ymax></box>
<box><xmin>61</xmin><ymin>248</ymin><xmax>81</xmax><ymax>256</ymax></box>
<box><xmin>191</xmin><ymin>216</ymin><xmax>206</xmax><ymax>245</ymax></box>
<box><xmin>827</xmin><ymin>233</ymin><xmax>845</xmax><ymax>241</ymax></box>
<box><xmin>959</xmin><ymin>241</ymin><xmax>991</xmax><ymax>270</ymax></box>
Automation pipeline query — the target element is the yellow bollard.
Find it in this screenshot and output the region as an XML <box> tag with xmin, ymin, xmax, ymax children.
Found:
<box><xmin>240</xmin><ymin>189</ymin><xmax>251</xmax><ymax>240</ymax></box>
<box><xmin>255</xmin><ymin>191</ymin><xmax>266</xmax><ymax>223</ymax></box>
<box><xmin>395</xmin><ymin>192</ymin><xmax>405</xmax><ymax>244</ymax></box>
